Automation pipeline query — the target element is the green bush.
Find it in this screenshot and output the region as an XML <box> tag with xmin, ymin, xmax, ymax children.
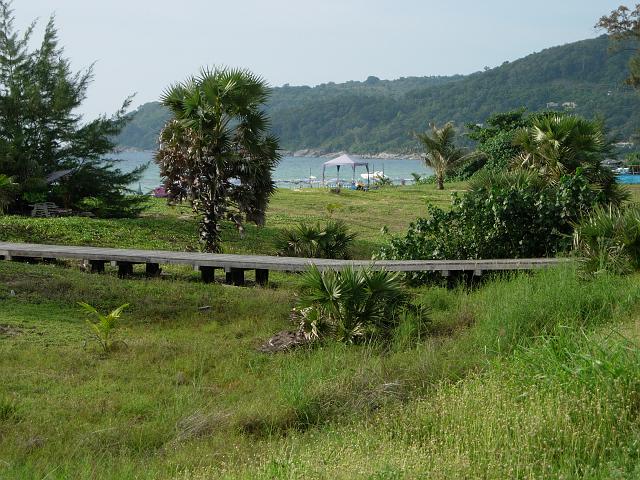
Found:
<box><xmin>0</xmin><ymin>174</ymin><xmax>17</xmax><ymax>213</ymax></box>
<box><xmin>572</xmin><ymin>205</ymin><xmax>640</xmax><ymax>276</ymax></box>
<box><xmin>293</xmin><ymin>265</ymin><xmax>420</xmax><ymax>344</ymax></box>
<box><xmin>379</xmin><ymin>171</ymin><xmax>600</xmax><ymax>282</ymax></box>
<box><xmin>276</xmin><ymin>220</ymin><xmax>356</xmax><ymax>259</ymax></box>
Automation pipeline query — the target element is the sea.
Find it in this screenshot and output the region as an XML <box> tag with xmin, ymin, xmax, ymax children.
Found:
<box><xmin>110</xmin><ymin>150</ymin><xmax>434</xmax><ymax>193</ymax></box>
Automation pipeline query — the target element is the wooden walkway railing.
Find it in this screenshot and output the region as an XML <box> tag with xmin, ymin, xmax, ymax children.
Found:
<box><xmin>0</xmin><ymin>242</ymin><xmax>569</xmax><ymax>286</ymax></box>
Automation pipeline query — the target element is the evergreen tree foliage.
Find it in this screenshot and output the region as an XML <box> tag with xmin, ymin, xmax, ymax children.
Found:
<box><xmin>117</xmin><ymin>35</ymin><xmax>639</xmax><ymax>154</ymax></box>
<box><xmin>0</xmin><ymin>1</ymin><xmax>146</xmax><ymax>216</ymax></box>
<box><xmin>598</xmin><ymin>5</ymin><xmax>640</xmax><ymax>89</ymax></box>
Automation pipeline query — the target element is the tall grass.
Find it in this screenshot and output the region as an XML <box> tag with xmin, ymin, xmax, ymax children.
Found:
<box><xmin>2</xmin><ymin>261</ymin><xmax>640</xmax><ymax>478</ymax></box>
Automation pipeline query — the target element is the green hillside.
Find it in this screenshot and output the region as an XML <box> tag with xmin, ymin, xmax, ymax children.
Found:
<box><xmin>116</xmin><ymin>36</ymin><xmax>639</xmax><ymax>153</ymax></box>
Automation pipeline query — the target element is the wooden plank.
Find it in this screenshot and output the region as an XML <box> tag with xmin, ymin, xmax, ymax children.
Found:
<box><xmin>0</xmin><ymin>242</ymin><xmax>571</xmax><ymax>274</ymax></box>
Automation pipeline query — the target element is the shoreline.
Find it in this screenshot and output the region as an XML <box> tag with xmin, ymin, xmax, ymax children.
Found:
<box><xmin>115</xmin><ymin>147</ymin><xmax>422</xmax><ymax>161</ymax></box>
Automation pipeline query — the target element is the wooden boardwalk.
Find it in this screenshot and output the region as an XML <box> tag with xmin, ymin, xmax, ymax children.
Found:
<box><xmin>0</xmin><ymin>241</ymin><xmax>569</xmax><ymax>286</ymax></box>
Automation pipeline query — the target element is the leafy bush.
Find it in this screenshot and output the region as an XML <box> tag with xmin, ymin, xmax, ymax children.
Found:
<box><xmin>78</xmin><ymin>302</ymin><xmax>129</xmax><ymax>352</ymax></box>
<box><xmin>293</xmin><ymin>266</ymin><xmax>419</xmax><ymax>344</ymax></box>
<box><xmin>276</xmin><ymin>221</ymin><xmax>356</xmax><ymax>259</ymax></box>
<box><xmin>0</xmin><ymin>174</ymin><xmax>17</xmax><ymax>213</ymax></box>
<box><xmin>379</xmin><ymin>171</ymin><xmax>601</xmax><ymax>281</ymax></box>
<box><xmin>410</xmin><ymin>173</ymin><xmax>434</xmax><ymax>185</ymax></box>
<box><xmin>572</xmin><ymin>205</ymin><xmax>640</xmax><ymax>276</ymax></box>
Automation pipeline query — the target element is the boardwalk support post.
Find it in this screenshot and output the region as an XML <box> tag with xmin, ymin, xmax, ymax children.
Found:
<box><xmin>200</xmin><ymin>266</ymin><xmax>216</xmax><ymax>284</ymax></box>
<box><xmin>255</xmin><ymin>269</ymin><xmax>269</xmax><ymax>286</ymax></box>
<box><xmin>228</xmin><ymin>268</ymin><xmax>245</xmax><ymax>286</ymax></box>
<box><xmin>146</xmin><ymin>263</ymin><xmax>161</xmax><ymax>277</ymax></box>
<box><xmin>89</xmin><ymin>260</ymin><xmax>106</xmax><ymax>273</ymax></box>
<box><xmin>117</xmin><ymin>262</ymin><xmax>134</xmax><ymax>278</ymax></box>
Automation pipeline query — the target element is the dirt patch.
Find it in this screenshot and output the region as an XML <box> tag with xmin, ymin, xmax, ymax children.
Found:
<box><xmin>257</xmin><ymin>330</ymin><xmax>312</xmax><ymax>353</ymax></box>
<box><xmin>0</xmin><ymin>324</ymin><xmax>24</xmax><ymax>337</ymax></box>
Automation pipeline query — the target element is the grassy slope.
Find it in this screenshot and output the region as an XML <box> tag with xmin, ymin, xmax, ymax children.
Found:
<box><xmin>0</xmin><ymin>183</ymin><xmax>472</xmax><ymax>258</ymax></box>
<box><xmin>1</xmin><ymin>263</ymin><xmax>640</xmax><ymax>479</ymax></box>
<box><xmin>2</xmin><ymin>183</ymin><xmax>638</xmax><ymax>258</ymax></box>
<box><xmin>2</xmin><ymin>183</ymin><xmax>640</xmax><ymax>478</ymax></box>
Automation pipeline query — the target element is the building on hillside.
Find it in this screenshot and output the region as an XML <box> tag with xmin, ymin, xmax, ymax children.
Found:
<box><xmin>562</xmin><ymin>102</ymin><xmax>577</xmax><ymax>109</ymax></box>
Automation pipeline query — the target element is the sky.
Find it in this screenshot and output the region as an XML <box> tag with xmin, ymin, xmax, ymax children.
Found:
<box><xmin>17</xmin><ymin>0</ymin><xmax>625</xmax><ymax>119</ymax></box>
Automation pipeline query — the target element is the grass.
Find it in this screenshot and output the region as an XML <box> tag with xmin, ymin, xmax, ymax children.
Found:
<box><xmin>2</xmin><ymin>260</ymin><xmax>640</xmax><ymax>478</ymax></box>
<box><xmin>0</xmin><ymin>183</ymin><xmax>463</xmax><ymax>258</ymax></box>
<box><xmin>2</xmin><ymin>182</ymin><xmax>640</xmax><ymax>478</ymax></box>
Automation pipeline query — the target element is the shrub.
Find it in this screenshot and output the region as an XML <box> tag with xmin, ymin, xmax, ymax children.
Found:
<box><xmin>379</xmin><ymin>171</ymin><xmax>601</xmax><ymax>282</ymax></box>
<box><xmin>572</xmin><ymin>205</ymin><xmax>640</xmax><ymax>276</ymax></box>
<box><xmin>0</xmin><ymin>174</ymin><xmax>17</xmax><ymax>213</ymax></box>
<box><xmin>276</xmin><ymin>221</ymin><xmax>356</xmax><ymax>259</ymax></box>
<box><xmin>410</xmin><ymin>173</ymin><xmax>437</xmax><ymax>185</ymax></box>
<box><xmin>293</xmin><ymin>265</ymin><xmax>420</xmax><ymax>344</ymax></box>
<box><xmin>78</xmin><ymin>302</ymin><xmax>129</xmax><ymax>352</ymax></box>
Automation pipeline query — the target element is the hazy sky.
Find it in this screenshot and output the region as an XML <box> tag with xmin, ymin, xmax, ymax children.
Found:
<box><xmin>17</xmin><ymin>0</ymin><xmax>624</xmax><ymax>119</ymax></box>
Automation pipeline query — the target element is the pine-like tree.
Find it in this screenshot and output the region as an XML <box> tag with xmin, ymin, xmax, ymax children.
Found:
<box><xmin>0</xmin><ymin>1</ymin><xmax>146</xmax><ymax>217</ymax></box>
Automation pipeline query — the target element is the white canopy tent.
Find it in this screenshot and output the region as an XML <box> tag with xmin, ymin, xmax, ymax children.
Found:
<box><xmin>322</xmin><ymin>154</ymin><xmax>370</xmax><ymax>188</ymax></box>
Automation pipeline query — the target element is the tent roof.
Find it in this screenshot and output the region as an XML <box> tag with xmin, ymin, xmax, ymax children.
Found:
<box><xmin>323</xmin><ymin>154</ymin><xmax>369</xmax><ymax>167</ymax></box>
<box><xmin>45</xmin><ymin>169</ymin><xmax>75</xmax><ymax>184</ymax></box>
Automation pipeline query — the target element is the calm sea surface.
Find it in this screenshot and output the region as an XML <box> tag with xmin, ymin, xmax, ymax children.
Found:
<box><xmin>111</xmin><ymin>150</ymin><xmax>433</xmax><ymax>192</ymax></box>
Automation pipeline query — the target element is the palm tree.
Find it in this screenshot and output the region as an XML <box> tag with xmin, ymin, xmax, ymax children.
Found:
<box><xmin>156</xmin><ymin>68</ymin><xmax>280</xmax><ymax>252</ymax></box>
<box><xmin>294</xmin><ymin>265</ymin><xmax>411</xmax><ymax>343</ymax></box>
<box><xmin>415</xmin><ymin>122</ymin><xmax>475</xmax><ymax>190</ymax></box>
<box><xmin>513</xmin><ymin>114</ymin><xmax>626</xmax><ymax>205</ymax></box>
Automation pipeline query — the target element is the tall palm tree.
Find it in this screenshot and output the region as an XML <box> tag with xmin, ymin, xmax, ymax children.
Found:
<box><xmin>156</xmin><ymin>68</ymin><xmax>280</xmax><ymax>252</ymax></box>
<box><xmin>415</xmin><ymin>122</ymin><xmax>474</xmax><ymax>190</ymax></box>
<box><xmin>513</xmin><ymin>114</ymin><xmax>626</xmax><ymax>205</ymax></box>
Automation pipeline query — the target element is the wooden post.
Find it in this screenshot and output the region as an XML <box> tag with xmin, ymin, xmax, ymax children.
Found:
<box><xmin>145</xmin><ymin>263</ymin><xmax>161</xmax><ymax>277</ymax></box>
<box><xmin>89</xmin><ymin>260</ymin><xmax>106</xmax><ymax>273</ymax></box>
<box><xmin>255</xmin><ymin>269</ymin><xmax>269</xmax><ymax>286</ymax></box>
<box><xmin>200</xmin><ymin>266</ymin><xmax>216</xmax><ymax>284</ymax></box>
<box><xmin>229</xmin><ymin>268</ymin><xmax>245</xmax><ymax>286</ymax></box>
<box><xmin>12</xmin><ymin>256</ymin><xmax>35</xmax><ymax>263</ymax></box>
<box><xmin>117</xmin><ymin>262</ymin><xmax>134</xmax><ymax>278</ymax></box>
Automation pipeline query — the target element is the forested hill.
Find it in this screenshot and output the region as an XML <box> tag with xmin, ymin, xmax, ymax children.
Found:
<box><xmin>116</xmin><ymin>35</ymin><xmax>639</xmax><ymax>153</ymax></box>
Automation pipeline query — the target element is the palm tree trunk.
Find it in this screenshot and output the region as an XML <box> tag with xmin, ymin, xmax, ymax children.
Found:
<box><xmin>437</xmin><ymin>175</ymin><xmax>444</xmax><ymax>190</ymax></box>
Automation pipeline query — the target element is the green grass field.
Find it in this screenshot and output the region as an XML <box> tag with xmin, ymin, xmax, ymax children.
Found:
<box><xmin>0</xmin><ymin>182</ymin><xmax>482</xmax><ymax>258</ymax></box>
<box><xmin>2</xmin><ymin>183</ymin><xmax>640</xmax><ymax>478</ymax></box>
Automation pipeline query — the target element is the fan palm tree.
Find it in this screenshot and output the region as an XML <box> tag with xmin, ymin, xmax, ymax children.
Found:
<box><xmin>156</xmin><ymin>67</ymin><xmax>280</xmax><ymax>252</ymax></box>
<box><xmin>513</xmin><ymin>114</ymin><xmax>626</xmax><ymax>205</ymax></box>
<box><xmin>294</xmin><ymin>265</ymin><xmax>410</xmax><ymax>343</ymax></box>
<box><xmin>415</xmin><ymin>122</ymin><xmax>476</xmax><ymax>190</ymax></box>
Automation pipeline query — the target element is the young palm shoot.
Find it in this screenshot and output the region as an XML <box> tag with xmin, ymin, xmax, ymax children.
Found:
<box><xmin>78</xmin><ymin>302</ymin><xmax>129</xmax><ymax>353</ymax></box>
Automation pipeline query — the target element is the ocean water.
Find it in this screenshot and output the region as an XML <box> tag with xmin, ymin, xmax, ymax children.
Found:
<box><xmin>110</xmin><ymin>150</ymin><xmax>433</xmax><ymax>192</ymax></box>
